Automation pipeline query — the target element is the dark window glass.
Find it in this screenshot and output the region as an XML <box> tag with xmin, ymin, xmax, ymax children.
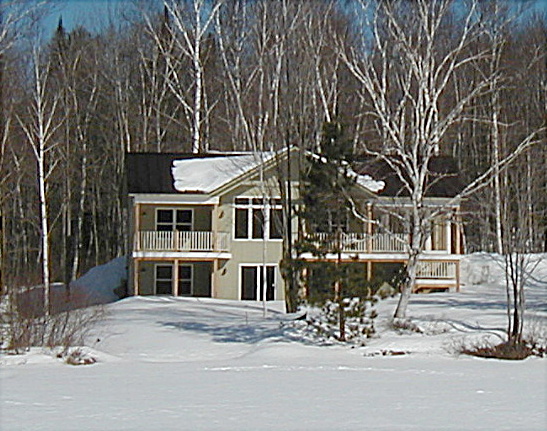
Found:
<box><xmin>258</xmin><ymin>266</ymin><xmax>276</xmax><ymax>301</ymax></box>
<box><xmin>241</xmin><ymin>266</ymin><xmax>257</xmax><ymax>300</ymax></box>
<box><xmin>176</xmin><ymin>224</ymin><xmax>191</xmax><ymax>232</ymax></box>
<box><xmin>179</xmin><ymin>265</ymin><xmax>192</xmax><ymax>280</ymax></box>
<box><xmin>252</xmin><ymin>209</ymin><xmax>264</xmax><ymax>239</ymax></box>
<box><xmin>266</xmin><ymin>266</ymin><xmax>275</xmax><ymax>301</ymax></box>
<box><xmin>157</xmin><ymin>224</ymin><xmax>172</xmax><ymax>232</ymax></box>
<box><xmin>235</xmin><ymin>208</ymin><xmax>248</xmax><ymax>238</ymax></box>
<box><xmin>156</xmin><ymin>265</ymin><xmax>172</xmax><ymax>280</ymax></box>
<box><xmin>252</xmin><ymin>198</ymin><xmax>263</xmax><ymax>205</ymax></box>
<box><xmin>270</xmin><ymin>208</ymin><xmax>283</xmax><ymax>239</ymax></box>
<box><xmin>235</xmin><ymin>198</ymin><xmax>249</xmax><ymax>205</ymax></box>
<box><xmin>176</xmin><ymin>210</ymin><xmax>192</xmax><ymax>224</ymax></box>
<box><xmin>157</xmin><ymin>210</ymin><xmax>173</xmax><ymax>223</ymax></box>
<box><xmin>156</xmin><ymin>281</ymin><xmax>172</xmax><ymax>295</ymax></box>
<box><xmin>178</xmin><ymin>281</ymin><xmax>192</xmax><ymax>295</ymax></box>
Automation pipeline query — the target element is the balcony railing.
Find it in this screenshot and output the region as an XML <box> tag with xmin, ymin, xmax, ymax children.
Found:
<box><xmin>135</xmin><ymin>231</ymin><xmax>230</xmax><ymax>252</ymax></box>
<box><xmin>307</xmin><ymin>232</ymin><xmax>408</xmax><ymax>253</ymax></box>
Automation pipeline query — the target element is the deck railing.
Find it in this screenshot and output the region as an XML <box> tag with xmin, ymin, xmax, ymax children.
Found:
<box><xmin>416</xmin><ymin>261</ymin><xmax>457</xmax><ymax>279</ymax></box>
<box><xmin>307</xmin><ymin>232</ymin><xmax>408</xmax><ymax>253</ymax></box>
<box><xmin>135</xmin><ymin>231</ymin><xmax>230</xmax><ymax>252</ymax></box>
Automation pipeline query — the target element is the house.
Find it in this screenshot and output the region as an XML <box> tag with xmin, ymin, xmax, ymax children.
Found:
<box><xmin>126</xmin><ymin>148</ymin><xmax>299</xmax><ymax>301</ymax></box>
<box><xmin>126</xmin><ymin>148</ymin><xmax>464</xmax><ymax>301</ymax></box>
<box><xmin>297</xmin><ymin>155</ymin><xmax>465</xmax><ymax>293</ymax></box>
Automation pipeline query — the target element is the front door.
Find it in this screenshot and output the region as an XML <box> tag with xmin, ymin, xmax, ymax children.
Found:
<box><xmin>241</xmin><ymin>265</ymin><xmax>275</xmax><ymax>301</ymax></box>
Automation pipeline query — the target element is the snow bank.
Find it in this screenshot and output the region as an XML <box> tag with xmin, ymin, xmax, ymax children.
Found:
<box><xmin>70</xmin><ymin>256</ymin><xmax>127</xmax><ymax>305</ymax></box>
<box><xmin>1</xmin><ymin>254</ymin><xmax>546</xmax><ymax>431</ymax></box>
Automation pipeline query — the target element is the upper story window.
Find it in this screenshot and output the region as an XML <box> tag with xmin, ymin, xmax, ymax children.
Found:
<box><xmin>234</xmin><ymin>197</ymin><xmax>283</xmax><ymax>240</ymax></box>
<box><xmin>156</xmin><ymin>209</ymin><xmax>193</xmax><ymax>232</ymax></box>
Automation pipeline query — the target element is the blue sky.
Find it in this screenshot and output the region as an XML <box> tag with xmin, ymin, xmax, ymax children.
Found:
<box><xmin>41</xmin><ymin>0</ymin><xmax>143</xmax><ymax>34</ymax></box>
<box><xmin>38</xmin><ymin>0</ymin><xmax>547</xmax><ymax>35</ymax></box>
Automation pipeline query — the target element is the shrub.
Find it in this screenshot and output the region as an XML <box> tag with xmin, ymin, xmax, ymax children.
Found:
<box><xmin>460</xmin><ymin>337</ymin><xmax>546</xmax><ymax>360</ymax></box>
<box><xmin>2</xmin><ymin>285</ymin><xmax>105</xmax><ymax>355</ymax></box>
<box><xmin>296</xmin><ymin>297</ymin><xmax>377</xmax><ymax>344</ymax></box>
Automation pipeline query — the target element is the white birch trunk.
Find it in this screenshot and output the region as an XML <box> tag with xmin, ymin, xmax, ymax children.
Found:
<box><xmin>17</xmin><ymin>50</ymin><xmax>62</xmax><ymax>316</ymax></box>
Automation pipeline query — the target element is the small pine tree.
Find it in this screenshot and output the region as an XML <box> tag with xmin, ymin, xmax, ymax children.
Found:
<box><xmin>294</xmin><ymin>122</ymin><xmax>376</xmax><ymax>341</ymax></box>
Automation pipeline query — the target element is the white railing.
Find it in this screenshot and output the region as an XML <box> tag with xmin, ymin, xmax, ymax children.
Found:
<box><xmin>370</xmin><ymin>233</ymin><xmax>407</xmax><ymax>252</ymax></box>
<box><xmin>416</xmin><ymin>261</ymin><xmax>457</xmax><ymax>279</ymax></box>
<box><xmin>135</xmin><ymin>231</ymin><xmax>230</xmax><ymax>252</ymax></box>
<box><xmin>307</xmin><ymin>232</ymin><xmax>408</xmax><ymax>253</ymax></box>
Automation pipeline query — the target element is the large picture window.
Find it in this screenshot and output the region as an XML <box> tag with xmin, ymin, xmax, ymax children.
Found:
<box><xmin>156</xmin><ymin>209</ymin><xmax>193</xmax><ymax>232</ymax></box>
<box><xmin>234</xmin><ymin>198</ymin><xmax>283</xmax><ymax>240</ymax></box>
<box><xmin>241</xmin><ymin>265</ymin><xmax>276</xmax><ymax>301</ymax></box>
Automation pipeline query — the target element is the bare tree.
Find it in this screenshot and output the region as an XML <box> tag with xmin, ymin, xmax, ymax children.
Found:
<box><xmin>146</xmin><ymin>0</ymin><xmax>223</xmax><ymax>153</ymax></box>
<box><xmin>338</xmin><ymin>0</ymin><xmax>545</xmax><ymax>319</ymax></box>
<box><xmin>17</xmin><ymin>47</ymin><xmax>63</xmax><ymax>315</ymax></box>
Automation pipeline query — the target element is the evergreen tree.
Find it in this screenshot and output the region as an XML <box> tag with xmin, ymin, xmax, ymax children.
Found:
<box><xmin>296</xmin><ymin>122</ymin><xmax>376</xmax><ymax>342</ymax></box>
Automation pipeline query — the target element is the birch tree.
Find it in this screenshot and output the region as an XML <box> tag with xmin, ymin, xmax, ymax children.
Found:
<box><xmin>17</xmin><ymin>48</ymin><xmax>62</xmax><ymax>315</ymax></box>
<box><xmin>338</xmin><ymin>0</ymin><xmax>544</xmax><ymax>319</ymax></box>
<box><xmin>147</xmin><ymin>0</ymin><xmax>223</xmax><ymax>153</ymax></box>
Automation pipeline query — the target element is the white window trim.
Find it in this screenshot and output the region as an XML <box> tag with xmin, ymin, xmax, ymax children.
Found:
<box><xmin>233</xmin><ymin>197</ymin><xmax>283</xmax><ymax>242</ymax></box>
<box><xmin>238</xmin><ymin>263</ymin><xmax>277</xmax><ymax>301</ymax></box>
<box><xmin>155</xmin><ymin>207</ymin><xmax>194</xmax><ymax>231</ymax></box>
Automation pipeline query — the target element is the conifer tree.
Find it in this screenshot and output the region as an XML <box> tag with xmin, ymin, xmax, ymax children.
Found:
<box><xmin>297</xmin><ymin>122</ymin><xmax>375</xmax><ymax>341</ymax></box>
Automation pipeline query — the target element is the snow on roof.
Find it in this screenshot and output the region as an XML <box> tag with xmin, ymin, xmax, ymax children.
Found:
<box><xmin>172</xmin><ymin>153</ymin><xmax>274</xmax><ymax>193</ymax></box>
<box><xmin>307</xmin><ymin>151</ymin><xmax>385</xmax><ymax>193</ymax></box>
<box><xmin>353</xmin><ymin>170</ymin><xmax>385</xmax><ymax>193</ymax></box>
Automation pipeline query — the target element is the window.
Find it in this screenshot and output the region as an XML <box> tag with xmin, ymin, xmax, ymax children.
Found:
<box><xmin>327</xmin><ymin>209</ymin><xmax>350</xmax><ymax>233</ymax></box>
<box><xmin>156</xmin><ymin>209</ymin><xmax>192</xmax><ymax>232</ymax></box>
<box><xmin>241</xmin><ymin>265</ymin><xmax>276</xmax><ymax>301</ymax></box>
<box><xmin>234</xmin><ymin>198</ymin><xmax>283</xmax><ymax>240</ymax></box>
<box><xmin>155</xmin><ymin>264</ymin><xmax>193</xmax><ymax>296</ymax></box>
<box><xmin>155</xmin><ymin>265</ymin><xmax>173</xmax><ymax>295</ymax></box>
<box><xmin>178</xmin><ymin>264</ymin><xmax>193</xmax><ymax>296</ymax></box>
<box><xmin>269</xmin><ymin>208</ymin><xmax>283</xmax><ymax>239</ymax></box>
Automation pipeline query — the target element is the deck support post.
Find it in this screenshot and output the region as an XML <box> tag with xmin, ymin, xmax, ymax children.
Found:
<box><xmin>133</xmin><ymin>259</ymin><xmax>139</xmax><ymax>296</ymax></box>
<box><xmin>173</xmin><ymin>259</ymin><xmax>179</xmax><ymax>296</ymax></box>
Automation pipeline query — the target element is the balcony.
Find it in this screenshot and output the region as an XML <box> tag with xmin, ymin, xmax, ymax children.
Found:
<box><xmin>306</xmin><ymin>232</ymin><xmax>408</xmax><ymax>253</ymax></box>
<box><xmin>135</xmin><ymin>231</ymin><xmax>230</xmax><ymax>252</ymax></box>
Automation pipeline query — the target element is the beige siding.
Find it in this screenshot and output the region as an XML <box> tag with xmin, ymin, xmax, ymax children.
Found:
<box><xmin>137</xmin><ymin>261</ymin><xmax>156</xmax><ymax>295</ymax></box>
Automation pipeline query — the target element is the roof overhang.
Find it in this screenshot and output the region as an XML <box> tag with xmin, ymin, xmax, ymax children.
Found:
<box><xmin>129</xmin><ymin>193</ymin><xmax>219</xmax><ymax>205</ymax></box>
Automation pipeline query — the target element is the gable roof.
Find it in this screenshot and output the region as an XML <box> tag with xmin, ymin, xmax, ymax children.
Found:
<box><xmin>127</xmin><ymin>152</ymin><xmax>245</xmax><ymax>194</ymax></box>
<box><xmin>354</xmin><ymin>156</ymin><xmax>463</xmax><ymax>198</ymax></box>
<box><xmin>172</xmin><ymin>153</ymin><xmax>276</xmax><ymax>194</ymax></box>
<box><xmin>127</xmin><ymin>150</ymin><xmax>284</xmax><ymax>195</ymax></box>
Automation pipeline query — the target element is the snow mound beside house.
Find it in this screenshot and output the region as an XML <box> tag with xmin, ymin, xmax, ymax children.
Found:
<box><xmin>70</xmin><ymin>256</ymin><xmax>128</xmax><ymax>305</ymax></box>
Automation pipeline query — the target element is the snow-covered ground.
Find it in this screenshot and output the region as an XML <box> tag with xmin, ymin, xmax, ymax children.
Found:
<box><xmin>1</xmin><ymin>254</ymin><xmax>546</xmax><ymax>431</ymax></box>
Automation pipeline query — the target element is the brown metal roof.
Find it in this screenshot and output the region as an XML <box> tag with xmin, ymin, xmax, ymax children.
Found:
<box><xmin>354</xmin><ymin>156</ymin><xmax>463</xmax><ymax>198</ymax></box>
<box><xmin>126</xmin><ymin>152</ymin><xmax>246</xmax><ymax>194</ymax></box>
